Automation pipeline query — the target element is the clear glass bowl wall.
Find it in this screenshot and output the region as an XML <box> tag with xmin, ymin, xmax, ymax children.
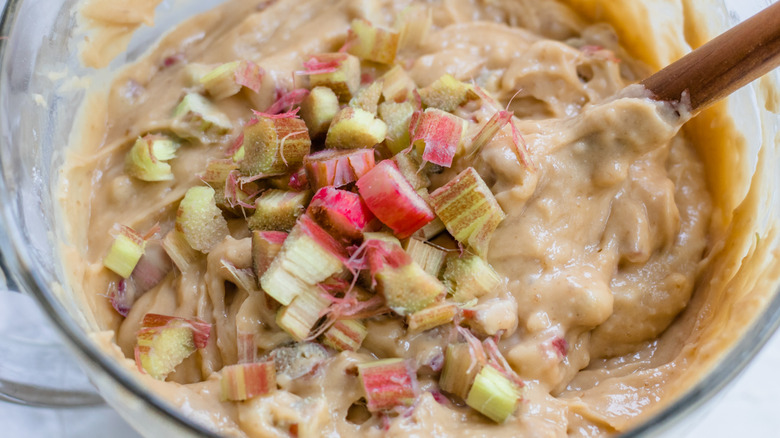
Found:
<box><xmin>0</xmin><ymin>0</ymin><xmax>777</xmax><ymax>437</ymax></box>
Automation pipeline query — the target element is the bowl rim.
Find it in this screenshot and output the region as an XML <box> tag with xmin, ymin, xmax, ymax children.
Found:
<box><xmin>0</xmin><ymin>0</ymin><xmax>778</xmax><ymax>436</ymax></box>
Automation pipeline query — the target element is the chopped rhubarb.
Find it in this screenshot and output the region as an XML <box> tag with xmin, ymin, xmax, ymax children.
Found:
<box><xmin>325</xmin><ymin>107</ymin><xmax>388</xmax><ymax>150</ymax></box>
<box><xmin>272</xmin><ymin>343</ymin><xmax>331</xmax><ymax>380</ymax></box>
<box><xmin>356</xmin><ymin>160</ymin><xmax>435</xmax><ymax>239</ymax></box>
<box><xmin>467</xmin><ymin>111</ymin><xmax>513</xmax><ymax>159</ymax></box>
<box><xmin>358</xmin><ymin>359</ymin><xmax>419</xmax><ymax>412</ymax></box>
<box><xmin>410</xmin><ymin>108</ymin><xmax>467</xmax><ymax>168</ymax></box>
<box><xmin>247</xmin><ymin>189</ymin><xmax>311</xmax><ymax>232</ymax></box>
<box><xmin>135</xmin><ymin>314</ymin><xmax>211</xmax><ymax>380</ymax></box>
<box><xmin>349</xmin><ymin>79</ymin><xmax>384</xmax><ymax>115</ymax></box>
<box><xmin>260</xmin><ymin>215</ymin><xmax>347</xmax><ymax>305</ymax></box>
<box><xmin>379</xmin><ymin>101</ymin><xmax>415</xmax><ymax>155</ymax></box>
<box><xmin>276</xmin><ymin>285</ymin><xmax>331</xmax><ymax>341</ymax></box>
<box><xmin>381</xmin><ymin>66</ymin><xmax>416</xmax><ymax>103</ymax></box>
<box><xmin>200</xmin><ymin>60</ymin><xmax>263</xmax><ymax>100</ymax></box>
<box><xmin>265</xmin><ymin>88</ymin><xmax>310</xmax><ymax>115</ymax></box>
<box><xmin>303</xmin><ymin>53</ymin><xmax>361</xmax><ymax>102</ymax></box>
<box><xmin>300</xmin><ymin>86</ymin><xmax>340</xmax><ymax>138</ymax></box>
<box><xmin>131</xmin><ymin>241</ymin><xmax>173</xmax><ymax>293</ymax></box>
<box><xmin>414</xmin><ymin>217</ymin><xmax>446</xmax><ymax>240</ymax></box>
<box><xmin>418</xmin><ymin>74</ymin><xmax>478</xmax><ymax>112</ymax></box>
<box><xmin>443</xmin><ymin>254</ymin><xmax>502</xmax><ymax>302</ymax></box>
<box><xmin>404</xmin><ymin>238</ymin><xmax>446</xmax><ymax>277</ymax></box>
<box><xmin>363</xmin><ymin>235</ymin><xmax>445</xmax><ymax>315</ymax></box>
<box><xmin>200</xmin><ymin>159</ymin><xmax>238</xmax><ymax>184</ymax></box>
<box><xmin>162</xmin><ymin>229</ymin><xmax>201</xmax><ymax>271</ymax></box>
<box><xmin>396</xmin><ymin>5</ymin><xmax>432</xmax><ymax>51</ymax></box>
<box><xmin>466</xmin><ymin>364</ymin><xmax>522</xmax><ymax>423</ymax></box>
<box><xmin>103</xmin><ymin>225</ymin><xmax>146</xmax><ymax>278</ymax></box>
<box><xmin>392</xmin><ymin>150</ymin><xmax>430</xmax><ymax>190</ymax></box>
<box><xmin>221</xmin><ymin>260</ymin><xmax>258</xmax><ymax>292</ymax></box>
<box><xmin>176</xmin><ymin>186</ymin><xmax>229</xmax><ymax>253</ymax></box>
<box><xmin>220</xmin><ymin>361</ymin><xmax>276</xmax><ymax>401</ymax></box>
<box><xmin>125</xmin><ymin>135</ymin><xmax>179</xmax><ymax>182</ymax></box>
<box><xmin>439</xmin><ymin>343</ymin><xmax>484</xmax><ymax>400</ymax></box>
<box><xmin>346</xmin><ymin>19</ymin><xmax>400</xmax><ymax>65</ymax></box>
<box><xmin>406</xmin><ymin>302</ymin><xmax>458</xmax><ymax>333</ymax></box>
<box><xmin>321</xmin><ymin>319</ymin><xmax>368</xmax><ymax>352</ymax></box>
<box><xmin>252</xmin><ymin>230</ymin><xmax>287</xmax><ymax>280</ymax></box>
<box><xmin>306</xmin><ymin>187</ymin><xmax>374</xmax><ymax>242</ymax></box>
<box><xmin>304</xmin><ymin>149</ymin><xmax>376</xmax><ymax>191</ymax></box>
<box><xmin>239</xmin><ymin>113</ymin><xmax>311</xmax><ymax>177</ymax></box>
<box><xmin>429</xmin><ymin>167</ymin><xmax>506</xmax><ymax>257</ymax></box>
<box><xmin>183</xmin><ymin>62</ymin><xmax>214</xmax><ymax>87</ymax></box>
<box><xmin>171</xmin><ymin>93</ymin><xmax>232</xmax><ymax>143</ymax></box>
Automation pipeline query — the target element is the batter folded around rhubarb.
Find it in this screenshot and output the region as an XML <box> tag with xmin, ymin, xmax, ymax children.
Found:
<box><xmin>58</xmin><ymin>0</ymin><xmax>779</xmax><ymax>437</ymax></box>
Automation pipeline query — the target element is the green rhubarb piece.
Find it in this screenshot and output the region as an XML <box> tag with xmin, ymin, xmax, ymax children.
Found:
<box><xmin>380</xmin><ymin>102</ymin><xmax>415</xmax><ymax>155</ymax></box>
<box><xmin>276</xmin><ymin>285</ymin><xmax>331</xmax><ymax>341</ymax></box>
<box><xmin>171</xmin><ymin>93</ymin><xmax>232</xmax><ymax>142</ymax></box>
<box><xmin>247</xmin><ymin>190</ymin><xmax>311</xmax><ymax>232</ymax></box>
<box><xmin>175</xmin><ymin>186</ymin><xmax>229</xmax><ymax>253</ymax></box>
<box><xmin>125</xmin><ymin>136</ymin><xmax>179</xmax><ymax>182</ymax></box>
<box><xmin>325</xmin><ymin>107</ymin><xmax>388</xmax><ymax>149</ymax></box>
<box><xmin>104</xmin><ymin>225</ymin><xmax>146</xmax><ymax>278</ymax></box>
<box><xmin>239</xmin><ymin>115</ymin><xmax>311</xmax><ymax>177</ymax></box>
<box><xmin>429</xmin><ymin>167</ymin><xmax>506</xmax><ymax>257</ymax></box>
<box><xmin>300</xmin><ymin>86</ymin><xmax>340</xmax><ymax>138</ymax></box>
<box><xmin>418</xmin><ymin>74</ymin><xmax>478</xmax><ymax>112</ymax></box>
<box><xmin>466</xmin><ymin>365</ymin><xmax>522</xmax><ymax>423</ymax></box>
<box><xmin>443</xmin><ymin>254</ymin><xmax>502</xmax><ymax>302</ymax></box>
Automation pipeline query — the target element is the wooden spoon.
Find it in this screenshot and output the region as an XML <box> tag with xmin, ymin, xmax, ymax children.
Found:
<box><xmin>641</xmin><ymin>1</ymin><xmax>780</xmax><ymax>113</ymax></box>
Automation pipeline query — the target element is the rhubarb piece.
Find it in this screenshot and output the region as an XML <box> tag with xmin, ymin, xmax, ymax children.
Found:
<box><xmin>162</xmin><ymin>230</ymin><xmax>201</xmax><ymax>271</ymax></box>
<box><xmin>392</xmin><ymin>150</ymin><xmax>430</xmax><ymax>190</ymax></box>
<box><xmin>364</xmin><ymin>235</ymin><xmax>445</xmax><ymax>315</ymax></box>
<box><xmin>346</xmin><ymin>19</ymin><xmax>399</xmax><ymax>65</ymax></box>
<box><xmin>356</xmin><ymin>160</ymin><xmax>435</xmax><ymax>239</ymax></box>
<box><xmin>260</xmin><ymin>215</ymin><xmax>346</xmax><ymax>305</ymax></box>
<box><xmin>240</xmin><ymin>114</ymin><xmax>311</xmax><ymax>177</ymax></box>
<box><xmin>265</xmin><ymin>88</ymin><xmax>310</xmax><ymax>115</ymax></box>
<box><xmin>304</xmin><ymin>149</ymin><xmax>376</xmax><ymax>190</ymax></box>
<box><xmin>135</xmin><ymin>314</ymin><xmax>211</xmax><ymax>380</ymax></box>
<box><xmin>200</xmin><ymin>159</ymin><xmax>238</xmax><ymax>184</ymax></box>
<box><xmin>271</xmin><ymin>343</ymin><xmax>330</xmax><ymax>380</ymax></box>
<box><xmin>216</xmin><ymin>176</ymin><xmax>259</xmax><ymax>215</ymax></box>
<box><xmin>379</xmin><ymin>101</ymin><xmax>415</xmax><ymax>155</ymax></box>
<box><xmin>321</xmin><ymin>319</ymin><xmax>368</xmax><ymax>352</ymax></box>
<box><xmin>104</xmin><ymin>225</ymin><xmax>146</xmax><ymax>278</ymax></box>
<box><xmin>466</xmin><ymin>365</ymin><xmax>522</xmax><ymax>423</ymax></box>
<box><xmin>406</xmin><ymin>302</ymin><xmax>458</xmax><ymax>333</ymax></box>
<box><xmin>404</xmin><ymin>238</ymin><xmax>446</xmax><ymax>277</ymax></box>
<box><xmin>252</xmin><ymin>230</ymin><xmax>287</xmax><ymax>279</ymax></box>
<box><xmin>200</xmin><ymin>60</ymin><xmax>263</xmax><ymax>100</ymax></box>
<box><xmin>443</xmin><ymin>254</ymin><xmax>502</xmax><ymax>302</ymax></box>
<box><xmin>300</xmin><ymin>86</ymin><xmax>340</xmax><ymax>138</ymax></box>
<box><xmin>247</xmin><ymin>189</ymin><xmax>311</xmax><ymax>232</ymax></box>
<box><xmin>349</xmin><ymin>80</ymin><xmax>384</xmax><ymax>115</ymax></box>
<box><xmin>131</xmin><ymin>242</ymin><xmax>173</xmax><ymax>292</ymax></box>
<box><xmin>430</xmin><ymin>167</ymin><xmax>506</xmax><ymax>257</ymax></box>
<box><xmin>358</xmin><ymin>358</ymin><xmax>419</xmax><ymax>412</ymax></box>
<box><xmin>396</xmin><ymin>5</ymin><xmax>432</xmax><ymax>51</ymax></box>
<box><xmin>175</xmin><ymin>186</ymin><xmax>229</xmax><ymax>253</ymax></box>
<box><xmin>325</xmin><ymin>107</ymin><xmax>388</xmax><ymax>150</ymax></box>
<box><xmin>467</xmin><ymin>111</ymin><xmax>513</xmax><ymax>159</ymax></box>
<box><xmin>418</xmin><ymin>74</ymin><xmax>478</xmax><ymax>112</ymax></box>
<box><xmin>381</xmin><ymin>66</ymin><xmax>416</xmax><ymax>103</ymax></box>
<box><xmin>439</xmin><ymin>343</ymin><xmax>483</xmax><ymax>400</ymax></box>
<box><xmin>220</xmin><ymin>361</ymin><xmax>276</xmax><ymax>401</ymax></box>
<box><xmin>221</xmin><ymin>260</ymin><xmax>258</xmax><ymax>292</ymax></box>
<box><xmin>183</xmin><ymin>62</ymin><xmax>214</xmax><ymax>87</ymax></box>
<box><xmin>410</xmin><ymin>108</ymin><xmax>467</xmax><ymax>168</ymax></box>
<box><xmin>171</xmin><ymin>93</ymin><xmax>232</xmax><ymax>142</ymax></box>
<box><xmin>306</xmin><ymin>187</ymin><xmax>374</xmax><ymax>241</ymax></box>
<box><xmin>125</xmin><ymin>135</ymin><xmax>179</xmax><ymax>182</ymax></box>
<box><xmin>414</xmin><ymin>217</ymin><xmax>446</xmax><ymax>240</ymax></box>
<box><xmin>276</xmin><ymin>285</ymin><xmax>331</xmax><ymax>341</ymax></box>
<box><xmin>304</xmin><ymin>53</ymin><xmax>361</xmax><ymax>102</ymax></box>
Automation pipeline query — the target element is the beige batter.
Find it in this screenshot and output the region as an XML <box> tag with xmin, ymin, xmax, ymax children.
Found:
<box><xmin>58</xmin><ymin>0</ymin><xmax>780</xmax><ymax>437</ymax></box>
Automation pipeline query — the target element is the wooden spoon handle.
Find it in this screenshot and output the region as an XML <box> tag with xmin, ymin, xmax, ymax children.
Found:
<box><xmin>641</xmin><ymin>1</ymin><xmax>780</xmax><ymax>113</ymax></box>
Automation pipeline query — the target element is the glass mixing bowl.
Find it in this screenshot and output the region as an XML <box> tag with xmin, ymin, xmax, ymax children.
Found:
<box><xmin>0</xmin><ymin>0</ymin><xmax>777</xmax><ymax>436</ymax></box>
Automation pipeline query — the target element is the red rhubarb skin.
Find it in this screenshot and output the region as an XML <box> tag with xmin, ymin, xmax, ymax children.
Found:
<box><xmin>296</xmin><ymin>214</ymin><xmax>349</xmax><ymax>261</ymax></box>
<box><xmin>360</xmin><ymin>360</ymin><xmax>419</xmax><ymax>412</ymax></box>
<box><xmin>355</xmin><ymin>160</ymin><xmax>435</xmax><ymax>239</ymax></box>
<box><xmin>304</xmin><ymin>149</ymin><xmax>376</xmax><ymax>190</ymax></box>
<box><xmin>307</xmin><ymin>187</ymin><xmax>375</xmax><ymax>241</ymax></box>
<box><xmin>411</xmin><ymin>110</ymin><xmax>463</xmax><ymax>167</ymax></box>
<box><xmin>140</xmin><ymin>313</ymin><xmax>211</xmax><ymax>348</ymax></box>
